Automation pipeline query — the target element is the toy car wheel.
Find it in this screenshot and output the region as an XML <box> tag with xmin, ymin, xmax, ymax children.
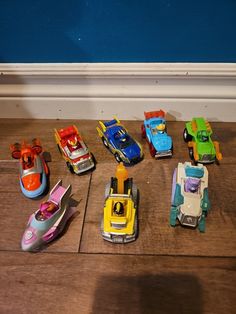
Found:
<box><xmin>188</xmin><ymin>147</ymin><xmax>194</xmax><ymax>160</ymax></box>
<box><xmin>66</xmin><ymin>162</ymin><xmax>74</xmax><ymax>174</ymax></box>
<box><xmin>104</xmin><ymin>182</ymin><xmax>111</xmax><ymax>198</ymax></box>
<box><xmin>57</xmin><ymin>144</ymin><xmax>62</xmax><ymax>155</ymax></box>
<box><xmin>149</xmin><ymin>143</ymin><xmax>156</xmax><ymax>157</ymax></box>
<box><xmin>102</xmin><ymin>137</ymin><xmax>109</xmax><ymax>148</ymax></box>
<box><xmin>141</xmin><ymin>124</ymin><xmax>146</xmax><ymax>138</ymax></box>
<box><xmin>183</xmin><ymin>128</ymin><xmax>192</xmax><ymax>142</ymax></box>
<box><xmin>114</xmin><ymin>153</ymin><xmax>122</xmax><ymax>163</ymax></box>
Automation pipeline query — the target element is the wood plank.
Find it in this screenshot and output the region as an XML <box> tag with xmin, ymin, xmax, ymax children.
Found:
<box><xmin>80</xmin><ymin>161</ymin><xmax>236</xmax><ymax>256</ymax></box>
<box><xmin>0</xmin><ymin>252</ymin><xmax>235</xmax><ymax>314</ymax></box>
<box><xmin>0</xmin><ymin>161</ymin><xmax>91</xmax><ymax>253</ymax></box>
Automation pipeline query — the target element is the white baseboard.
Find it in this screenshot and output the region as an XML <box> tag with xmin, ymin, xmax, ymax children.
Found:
<box><xmin>0</xmin><ymin>63</ymin><xmax>236</xmax><ymax>121</ymax></box>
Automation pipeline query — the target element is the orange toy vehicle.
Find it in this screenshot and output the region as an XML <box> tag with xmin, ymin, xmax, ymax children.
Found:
<box><xmin>10</xmin><ymin>139</ymin><xmax>49</xmax><ymax>198</ymax></box>
<box><xmin>55</xmin><ymin>125</ymin><xmax>95</xmax><ymax>174</ymax></box>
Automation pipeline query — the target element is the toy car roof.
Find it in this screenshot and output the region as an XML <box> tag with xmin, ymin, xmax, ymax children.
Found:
<box><xmin>144</xmin><ymin>110</ymin><xmax>165</xmax><ymax>120</ymax></box>
<box><xmin>57</xmin><ymin>125</ymin><xmax>80</xmax><ymax>140</ymax></box>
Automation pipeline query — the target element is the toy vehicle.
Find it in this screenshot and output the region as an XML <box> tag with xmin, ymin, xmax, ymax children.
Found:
<box><xmin>101</xmin><ymin>163</ymin><xmax>139</xmax><ymax>243</ymax></box>
<box><xmin>21</xmin><ymin>180</ymin><xmax>73</xmax><ymax>251</ymax></box>
<box><xmin>183</xmin><ymin>117</ymin><xmax>222</xmax><ymax>164</ymax></box>
<box><xmin>55</xmin><ymin>125</ymin><xmax>95</xmax><ymax>174</ymax></box>
<box><xmin>96</xmin><ymin>117</ymin><xmax>143</xmax><ymax>165</ymax></box>
<box><xmin>10</xmin><ymin>139</ymin><xmax>49</xmax><ymax>198</ymax></box>
<box><xmin>170</xmin><ymin>162</ymin><xmax>210</xmax><ymax>232</ymax></box>
<box><xmin>141</xmin><ymin>110</ymin><xmax>173</xmax><ymax>158</ymax></box>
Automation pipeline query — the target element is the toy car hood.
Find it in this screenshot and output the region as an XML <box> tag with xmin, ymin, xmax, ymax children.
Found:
<box><xmin>152</xmin><ymin>132</ymin><xmax>172</xmax><ymax>151</ymax></box>
<box><xmin>121</xmin><ymin>142</ymin><xmax>141</xmax><ymax>159</ymax></box>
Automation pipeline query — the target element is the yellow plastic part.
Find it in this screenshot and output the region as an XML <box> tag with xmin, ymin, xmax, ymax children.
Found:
<box><xmin>103</xmin><ymin>196</ymin><xmax>136</xmax><ymax>235</ymax></box>
<box><xmin>213</xmin><ymin>141</ymin><xmax>223</xmax><ymax>161</ymax></box>
<box><xmin>191</xmin><ymin>120</ymin><xmax>197</xmax><ymax>133</ymax></box>
<box><xmin>115</xmin><ymin>162</ymin><xmax>128</xmax><ymax>194</ymax></box>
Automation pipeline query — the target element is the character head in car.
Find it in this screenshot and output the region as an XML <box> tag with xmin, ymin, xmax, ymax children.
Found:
<box><xmin>67</xmin><ymin>136</ymin><xmax>79</xmax><ymax>150</ymax></box>
<box><xmin>156</xmin><ymin>123</ymin><xmax>166</xmax><ymax>133</ymax></box>
<box><xmin>184</xmin><ymin>178</ymin><xmax>200</xmax><ymax>193</ymax></box>
<box><xmin>113</xmin><ymin>201</ymin><xmax>125</xmax><ymax>216</ymax></box>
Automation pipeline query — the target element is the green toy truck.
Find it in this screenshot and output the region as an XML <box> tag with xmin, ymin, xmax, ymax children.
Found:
<box><xmin>183</xmin><ymin>118</ymin><xmax>222</xmax><ymax>164</ymax></box>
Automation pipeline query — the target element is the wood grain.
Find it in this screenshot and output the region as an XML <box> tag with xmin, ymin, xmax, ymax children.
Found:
<box><xmin>80</xmin><ymin>161</ymin><xmax>236</xmax><ymax>256</ymax></box>
<box><xmin>0</xmin><ymin>161</ymin><xmax>91</xmax><ymax>253</ymax></box>
<box><xmin>0</xmin><ymin>119</ymin><xmax>235</xmax><ymax>314</ymax></box>
<box><xmin>0</xmin><ymin>252</ymin><xmax>235</xmax><ymax>314</ymax></box>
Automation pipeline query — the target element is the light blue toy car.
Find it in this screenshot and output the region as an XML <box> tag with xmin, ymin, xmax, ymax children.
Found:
<box><xmin>141</xmin><ymin>110</ymin><xmax>173</xmax><ymax>158</ymax></box>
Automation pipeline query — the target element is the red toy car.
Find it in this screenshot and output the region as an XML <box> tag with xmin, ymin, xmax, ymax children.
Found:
<box><xmin>55</xmin><ymin>125</ymin><xmax>95</xmax><ymax>174</ymax></box>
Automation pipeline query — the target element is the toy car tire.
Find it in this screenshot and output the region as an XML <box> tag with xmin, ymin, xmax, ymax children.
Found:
<box><xmin>188</xmin><ymin>147</ymin><xmax>194</xmax><ymax>160</ymax></box>
<box><xmin>102</xmin><ymin>137</ymin><xmax>109</xmax><ymax>148</ymax></box>
<box><xmin>66</xmin><ymin>162</ymin><xmax>74</xmax><ymax>174</ymax></box>
<box><xmin>141</xmin><ymin>124</ymin><xmax>146</xmax><ymax>139</ymax></box>
<box><xmin>149</xmin><ymin>143</ymin><xmax>156</xmax><ymax>157</ymax></box>
<box><xmin>57</xmin><ymin>144</ymin><xmax>63</xmax><ymax>155</ymax></box>
<box><xmin>104</xmin><ymin>182</ymin><xmax>111</xmax><ymax>198</ymax></box>
<box><xmin>114</xmin><ymin>153</ymin><xmax>122</xmax><ymax>163</ymax></box>
<box><xmin>183</xmin><ymin>128</ymin><xmax>192</xmax><ymax>142</ymax></box>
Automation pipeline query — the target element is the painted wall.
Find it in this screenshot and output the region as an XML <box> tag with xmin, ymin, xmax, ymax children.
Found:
<box><xmin>0</xmin><ymin>0</ymin><xmax>236</xmax><ymax>63</ymax></box>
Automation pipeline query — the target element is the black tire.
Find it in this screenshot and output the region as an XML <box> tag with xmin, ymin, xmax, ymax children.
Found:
<box><xmin>57</xmin><ymin>144</ymin><xmax>62</xmax><ymax>155</ymax></box>
<box><xmin>102</xmin><ymin>137</ymin><xmax>109</xmax><ymax>148</ymax></box>
<box><xmin>188</xmin><ymin>147</ymin><xmax>194</xmax><ymax>160</ymax></box>
<box><xmin>114</xmin><ymin>153</ymin><xmax>122</xmax><ymax>163</ymax></box>
<box><xmin>66</xmin><ymin>162</ymin><xmax>75</xmax><ymax>174</ymax></box>
<box><xmin>183</xmin><ymin>128</ymin><xmax>192</xmax><ymax>142</ymax></box>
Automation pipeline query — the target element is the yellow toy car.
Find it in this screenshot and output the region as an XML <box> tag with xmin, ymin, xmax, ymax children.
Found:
<box><xmin>101</xmin><ymin>163</ymin><xmax>139</xmax><ymax>243</ymax></box>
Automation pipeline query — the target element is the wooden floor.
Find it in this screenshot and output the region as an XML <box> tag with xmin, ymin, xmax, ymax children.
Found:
<box><xmin>0</xmin><ymin>119</ymin><xmax>235</xmax><ymax>314</ymax></box>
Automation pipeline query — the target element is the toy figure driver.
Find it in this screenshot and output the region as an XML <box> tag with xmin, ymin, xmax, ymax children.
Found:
<box><xmin>22</xmin><ymin>153</ymin><xmax>33</xmax><ymax>169</ymax></box>
<box><xmin>37</xmin><ymin>202</ymin><xmax>57</xmax><ymax>221</ymax></box>
<box><xmin>113</xmin><ymin>202</ymin><xmax>124</xmax><ymax>216</ymax></box>
<box><xmin>67</xmin><ymin>136</ymin><xmax>79</xmax><ymax>151</ymax></box>
<box><xmin>156</xmin><ymin>123</ymin><xmax>166</xmax><ymax>133</ymax></box>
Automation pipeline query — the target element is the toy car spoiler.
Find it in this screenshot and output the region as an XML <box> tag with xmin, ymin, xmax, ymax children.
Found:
<box><xmin>10</xmin><ymin>139</ymin><xmax>42</xmax><ymax>159</ymax></box>
<box><xmin>98</xmin><ymin>117</ymin><xmax>121</xmax><ymax>132</ymax></box>
<box><xmin>144</xmin><ymin>110</ymin><xmax>165</xmax><ymax>120</ymax></box>
<box><xmin>49</xmin><ymin>179</ymin><xmax>72</xmax><ymax>209</ymax></box>
<box><xmin>56</xmin><ymin>125</ymin><xmax>79</xmax><ymax>140</ymax></box>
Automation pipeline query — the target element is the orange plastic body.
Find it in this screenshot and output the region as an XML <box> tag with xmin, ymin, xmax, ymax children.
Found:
<box><xmin>115</xmin><ymin>163</ymin><xmax>128</xmax><ymax>194</ymax></box>
<box><xmin>144</xmin><ymin>110</ymin><xmax>165</xmax><ymax>120</ymax></box>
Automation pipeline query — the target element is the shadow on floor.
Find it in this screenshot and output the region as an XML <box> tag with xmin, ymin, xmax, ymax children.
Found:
<box><xmin>92</xmin><ymin>273</ymin><xmax>202</xmax><ymax>314</ymax></box>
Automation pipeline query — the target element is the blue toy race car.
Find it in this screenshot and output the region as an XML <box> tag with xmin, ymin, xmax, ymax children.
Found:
<box><xmin>97</xmin><ymin>117</ymin><xmax>143</xmax><ymax>165</ymax></box>
<box><xmin>141</xmin><ymin>110</ymin><xmax>173</xmax><ymax>158</ymax></box>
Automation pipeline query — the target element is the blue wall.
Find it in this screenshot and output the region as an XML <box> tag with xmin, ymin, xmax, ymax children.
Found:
<box><xmin>0</xmin><ymin>0</ymin><xmax>236</xmax><ymax>62</ymax></box>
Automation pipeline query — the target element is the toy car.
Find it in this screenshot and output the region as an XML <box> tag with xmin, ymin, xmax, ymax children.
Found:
<box><xmin>141</xmin><ymin>110</ymin><xmax>173</xmax><ymax>158</ymax></box>
<box><xmin>96</xmin><ymin>117</ymin><xmax>143</xmax><ymax>165</ymax></box>
<box><xmin>10</xmin><ymin>139</ymin><xmax>49</xmax><ymax>198</ymax></box>
<box><xmin>170</xmin><ymin>162</ymin><xmax>210</xmax><ymax>232</ymax></box>
<box><xmin>101</xmin><ymin>163</ymin><xmax>139</xmax><ymax>243</ymax></box>
<box><xmin>21</xmin><ymin>180</ymin><xmax>73</xmax><ymax>251</ymax></box>
<box><xmin>183</xmin><ymin>117</ymin><xmax>222</xmax><ymax>164</ymax></box>
<box><xmin>55</xmin><ymin>125</ymin><xmax>95</xmax><ymax>174</ymax></box>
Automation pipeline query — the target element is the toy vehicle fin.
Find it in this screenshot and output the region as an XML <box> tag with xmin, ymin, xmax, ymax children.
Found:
<box><xmin>144</xmin><ymin>110</ymin><xmax>165</xmax><ymax>120</ymax></box>
<box><xmin>10</xmin><ymin>142</ymin><xmax>21</xmax><ymax>159</ymax></box>
<box><xmin>98</xmin><ymin>121</ymin><xmax>106</xmax><ymax>132</ymax></box>
<box><xmin>96</xmin><ymin>126</ymin><xmax>103</xmax><ymax>138</ymax></box>
<box><xmin>32</xmin><ymin>138</ymin><xmax>42</xmax><ymax>154</ymax></box>
<box><xmin>213</xmin><ymin>141</ymin><xmax>223</xmax><ymax>161</ymax></box>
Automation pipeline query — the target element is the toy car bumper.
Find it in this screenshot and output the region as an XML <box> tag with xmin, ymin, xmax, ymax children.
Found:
<box><xmin>102</xmin><ymin>231</ymin><xmax>136</xmax><ymax>243</ymax></box>
<box><xmin>178</xmin><ymin>214</ymin><xmax>199</xmax><ymax>227</ymax></box>
<box><xmin>20</xmin><ymin>173</ymin><xmax>47</xmax><ymax>199</ymax></box>
<box><xmin>73</xmin><ymin>158</ymin><xmax>94</xmax><ymax>174</ymax></box>
<box><xmin>155</xmin><ymin>150</ymin><xmax>172</xmax><ymax>158</ymax></box>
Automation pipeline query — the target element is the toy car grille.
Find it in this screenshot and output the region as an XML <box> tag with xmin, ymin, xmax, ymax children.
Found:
<box><xmin>111</xmin><ymin>222</ymin><xmax>126</xmax><ymax>229</ymax></box>
<box><xmin>79</xmin><ymin>160</ymin><xmax>91</xmax><ymax>169</ymax></box>
<box><xmin>182</xmin><ymin>215</ymin><xmax>198</xmax><ymax>227</ymax></box>
<box><xmin>201</xmin><ymin>154</ymin><xmax>213</xmax><ymax>161</ymax></box>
